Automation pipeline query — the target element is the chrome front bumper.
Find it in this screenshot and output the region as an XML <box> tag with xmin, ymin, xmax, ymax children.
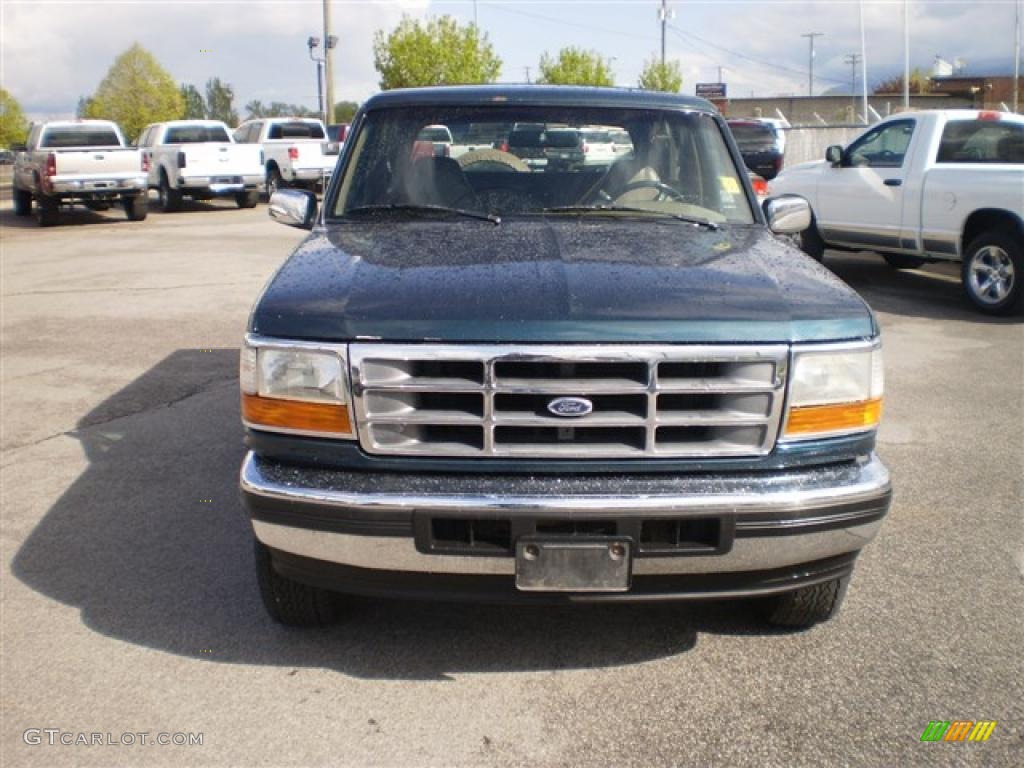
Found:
<box><xmin>241</xmin><ymin>452</ymin><xmax>891</xmax><ymax>586</ymax></box>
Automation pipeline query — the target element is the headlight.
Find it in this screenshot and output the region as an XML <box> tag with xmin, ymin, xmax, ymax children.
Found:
<box><xmin>782</xmin><ymin>342</ymin><xmax>883</xmax><ymax>440</ymax></box>
<box><xmin>240</xmin><ymin>338</ymin><xmax>354</xmax><ymax>438</ymax></box>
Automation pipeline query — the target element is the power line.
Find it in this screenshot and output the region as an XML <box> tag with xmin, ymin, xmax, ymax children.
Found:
<box><xmin>801</xmin><ymin>32</ymin><xmax>825</xmax><ymax>96</ymax></box>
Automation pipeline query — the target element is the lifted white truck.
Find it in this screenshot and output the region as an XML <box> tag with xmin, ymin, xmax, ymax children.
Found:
<box><xmin>770</xmin><ymin>110</ymin><xmax>1024</xmax><ymax>314</ymax></box>
<box><xmin>138</xmin><ymin>120</ymin><xmax>263</xmax><ymax>211</ymax></box>
<box><xmin>12</xmin><ymin>120</ymin><xmax>148</xmax><ymax>226</ymax></box>
<box><xmin>232</xmin><ymin>117</ymin><xmax>336</xmax><ymax>197</ymax></box>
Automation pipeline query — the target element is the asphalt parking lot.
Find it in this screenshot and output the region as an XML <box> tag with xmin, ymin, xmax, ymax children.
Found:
<box><xmin>1</xmin><ymin>199</ymin><xmax>1021</xmax><ymax>767</ymax></box>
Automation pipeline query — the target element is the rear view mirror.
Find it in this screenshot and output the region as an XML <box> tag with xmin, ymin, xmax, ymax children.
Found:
<box><xmin>825</xmin><ymin>145</ymin><xmax>843</xmax><ymax>166</ymax></box>
<box><xmin>268</xmin><ymin>189</ymin><xmax>317</xmax><ymax>230</ymax></box>
<box><xmin>763</xmin><ymin>195</ymin><xmax>811</xmax><ymax>235</ymax></box>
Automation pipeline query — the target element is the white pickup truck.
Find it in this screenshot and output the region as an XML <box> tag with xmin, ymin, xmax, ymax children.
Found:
<box><xmin>232</xmin><ymin>117</ymin><xmax>336</xmax><ymax>196</ymax></box>
<box><xmin>138</xmin><ymin>120</ymin><xmax>263</xmax><ymax>212</ymax></box>
<box><xmin>770</xmin><ymin>110</ymin><xmax>1024</xmax><ymax>314</ymax></box>
<box><xmin>12</xmin><ymin>120</ymin><xmax>148</xmax><ymax>226</ymax></box>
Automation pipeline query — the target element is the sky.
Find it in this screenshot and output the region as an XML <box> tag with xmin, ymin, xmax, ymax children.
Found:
<box><xmin>2</xmin><ymin>0</ymin><xmax>1021</xmax><ymax>121</ymax></box>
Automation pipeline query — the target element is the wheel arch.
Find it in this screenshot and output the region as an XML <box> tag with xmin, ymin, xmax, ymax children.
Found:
<box><xmin>962</xmin><ymin>209</ymin><xmax>1024</xmax><ymax>254</ymax></box>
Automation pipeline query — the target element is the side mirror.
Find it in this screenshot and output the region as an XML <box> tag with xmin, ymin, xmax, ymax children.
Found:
<box><xmin>763</xmin><ymin>195</ymin><xmax>811</xmax><ymax>235</ymax></box>
<box><xmin>268</xmin><ymin>189</ymin><xmax>317</xmax><ymax>229</ymax></box>
<box><xmin>825</xmin><ymin>145</ymin><xmax>843</xmax><ymax>166</ymax></box>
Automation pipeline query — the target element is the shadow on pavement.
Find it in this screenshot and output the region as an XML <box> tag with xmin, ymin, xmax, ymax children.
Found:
<box><xmin>0</xmin><ymin>195</ymin><xmax>253</xmax><ymax>229</ymax></box>
<box><xmin>824</xmin><ymin>251</ymin><xmax>1022</xmax><ymax>324</ymax></box>
<box><xmin>13</xmin><ymin>349</ymin><xmax>785</xmax><ymax>681</ymax></box>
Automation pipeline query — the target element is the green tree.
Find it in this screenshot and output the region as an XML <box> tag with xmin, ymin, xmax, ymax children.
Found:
<box><xmin>84</xmin><ymin>44</ymin><xmax>183</xmax><ymax>140</ymax></box>
<box><xmin>0</xmin><ymin>88</ymin><xmax>29</xmax><ymax>147</ymax></box>
<box><xmin>180</xmin><ymin>84</ymin><xmax>206</xmax><ymax>119</ymax></box>
<box><xmin>874</xmin><ymin>67</ymin><xmax>930</xmax><ymax>95</ymax></box>
<box><xmin>332</xmin><ymin>100</ymin><xmax>360</xmax><ymax>123</ymax></box>
<box><xmin>244</xmin><ymin>101</ymin><xmax>317</xmax><ymax>119</ymax></box>
<box><xmin>638</xmin><ymin>57</ymin><xmax>683</xmax><ymax>93</ymax></box>
<box><xmin>373</xmin><ymin>15</ymin><xmax>501</xmax><ymax>90</ymax></box>
<box><xmin>75</xmin><ymin>96</ymin><xmax>93</xmax><ymax>118</ymax></box>
<box><xmin>205</xmin><ymin>77</ymin><xmax>238</xmax><ymax>126</ymax></box>
<box><xmin>537</xmin><ymin>48</ymin><xmax>614</xmax><ymax>87</ymax></box>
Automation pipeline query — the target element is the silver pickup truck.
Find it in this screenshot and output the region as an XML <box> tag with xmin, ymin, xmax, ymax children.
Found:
<box><xmin>12</xmin><ymin>120</ymin><xmax>148</xmax><ymax>226</ymax></box>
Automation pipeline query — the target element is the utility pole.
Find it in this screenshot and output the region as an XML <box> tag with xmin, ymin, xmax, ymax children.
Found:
<box><xmin>718</xmin><ymin>65</ymin><xmax>724</xmax><ymax>83</ymax></box>
<box><xmin>323</xmin><ymin>0</ymin><xmax>334</xmax><ymax>123</ymax></box>
<box><xmin>659</xmin><ymin>0</ymin><xmax>671</xmax><ymax>65</ymax></box>
<box><xmin>903</xmin><ymin>0</ymin><xmax>911</xmax><ymax>109</ymax></box>
<box><xmin>1014</xmin><ymin>0</ymin><xmax>1020</xmax><ymax>112</ymax></box>
<box><xmin>524</xmin><ymin>66</ymin><xmax>531</xmax><ymax>84</ymax></box>
<box><xmin>859</xmin><ymin>0</ymin><xmax>869</xmax><ymax>122</ymax></box>
<box><xmin>473</xmin><ymin>0</ymin><xmax>478</xmax><ymax>27</ymax></box>
<box><xmin>845</xmin><ymin>53</ymin><xmax>862</xmax><ymax>118</ymax></box>
<box><xmin>801</xmin><ymin>32</ymin><xmax>824</xmax><ymax>97</ymax></box>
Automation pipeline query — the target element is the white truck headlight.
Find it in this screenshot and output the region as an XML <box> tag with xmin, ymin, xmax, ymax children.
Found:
<box><xmin>782</xmin><ymin>342</ymin><xmax>883</xmax><ymax>440</ymax></box>
<box><xmin>240</xmin><ymin>338</ymin><xmax>354</xmax><ymax>437</ymax></box>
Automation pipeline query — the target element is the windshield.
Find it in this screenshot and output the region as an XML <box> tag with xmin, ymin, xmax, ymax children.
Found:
<box><xmin>164</xmin><ymin>124</ymin><xmax>230</xmax><ymax>143</ymax></box>
<box><xmin>41</xmin><ymin>126</ymin><xmax>121</xmax><ymax>148</ymax></box>
<box><xmin>728</xmin><ymin>123</ymin><xmax>776</xmax><ymax>148</ymax></box>
<box><xmin>334</xmin><ymin>105</ymin><xmax>753</xmax><ymax>224</ymax></box>
<box><xmin>268</xmin><ymin>121</ymin><xmax>326</xmax><ymax>140</ymax></box>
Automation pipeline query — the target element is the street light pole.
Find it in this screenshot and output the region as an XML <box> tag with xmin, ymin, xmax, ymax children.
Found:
<box><xmin>659</xmin><ymin>0</ymin><xmax>671</xmax><ymax>66</ymax></box>
<box><xmin>307</xmin><ymin>37</ymin><xmax>325</xmax><ymax>121</ymax></box>
<box><xmin>801</xmin><ymin>32</ymin><xmax>824</xmax><ymax>97</ymax></box>
<box><xmin>323</xmin><ymin>0</ymin><xmax>334</xmax><ymax>123</ymax></box>
<box><xmin>859</xmin><ymin>0</ymin><xmax>869</xmax><ymax>122</ymax></box>
<box><xmin>1014</xmin><ymin>0</ymin><xmax>1021</xmax><ymax>112</ymax></box>
<box><xmin>903</xmin><ymin>0</ymin><xmax>911</xmax><ymax>109</ymax></box>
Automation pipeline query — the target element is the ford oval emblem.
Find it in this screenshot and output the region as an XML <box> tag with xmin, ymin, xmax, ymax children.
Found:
<box><xmin>547</xmin><ymin>396</ymin><xmax>593</xmax><ymax>418</ymax></box>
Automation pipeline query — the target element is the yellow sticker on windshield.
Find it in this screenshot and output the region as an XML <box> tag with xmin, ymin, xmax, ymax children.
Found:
<box><xmin>719</xmin><ymin>176</ymin><xmax>741</xmax><ymax>194</ymax></box>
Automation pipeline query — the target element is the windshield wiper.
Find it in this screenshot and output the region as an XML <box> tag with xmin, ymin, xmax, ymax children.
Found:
<box><xmin>544</xmin><ymin>205</ymin><xmax>719</xmax><ymax>230</ymax></box>
<box><xmin>345</xmin><ymin>203</ymin><xmax>501</xmax><ymax>225</ymax></box>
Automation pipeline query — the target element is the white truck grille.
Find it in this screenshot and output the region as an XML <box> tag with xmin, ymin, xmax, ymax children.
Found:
<box><xmin>350</xmin><ymin>344</ymin><xmax>788</xmax><ymax>459</ymax></box>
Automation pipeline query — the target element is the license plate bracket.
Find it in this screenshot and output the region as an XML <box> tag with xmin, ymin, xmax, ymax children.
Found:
<box><xmin>515</xmin><ymin>537</ymin><xmax>631</xmax><ymax>592</ymax></box>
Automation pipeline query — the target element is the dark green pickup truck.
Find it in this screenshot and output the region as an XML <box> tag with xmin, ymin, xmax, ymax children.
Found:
<box><xmin>240</xmin><ymin>85</ymin><xmax>891</xmax><ymax>630</ymax></box>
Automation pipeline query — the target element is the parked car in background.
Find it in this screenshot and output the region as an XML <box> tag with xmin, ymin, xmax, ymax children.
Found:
<box><xmin>727</xmin><ymin>119</ymin><xmax>785</xmax><ymax>180</ymax></box>
<box><xmin>504</xmin><ymin>126</ymin><xmax>548</xmax><ymax>169</ymax></box>
<box><xmin>326</xmin><ymin>123</ymin><xmax>350</xmax><ymax>157</ymax></box>
<box><xmin>412</xmin><ymin>124</ymin><xmax>454</xmax><ymax>160</ymax></box>
<box><xmin>12</xmin><ymin>120</ymin><xmax>147</xmax><ymax>226</ymax></box>
<box><xmin>138</xmin><ymin>120</ymin><xmax>263</xmax><ymax>212</ymax></box>
<box><xmin>543</xmin><ymin>128</ymin><xmax>585</xmax><ymax>170</ymax></box>
<box><xmin>579</xmin><ymin>127</ymin><xmax>618</xmax><ymax>167</ymax></box>
<box><xmin>770</xmin><ymin>109</ymin><xmax>1024</xmax><ymax>314</ymax></box>
<box><xmin>246</xmin><ymin>85</ymin><xmax>891</xmax><ymax>632</ymax></box>
<box><xmin>233</xmin><ymin>117</ymin><xmax>336</xmax><ymax>196</ymax></box>
<box><xmin>0</xmin><ymin>149</ymin><xmax>14</xmax><ymax>165</ymax></box>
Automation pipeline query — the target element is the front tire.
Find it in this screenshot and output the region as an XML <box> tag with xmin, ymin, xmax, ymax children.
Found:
<box><xmin>758</xmin><ymin>575</ymin><xmax>850</xmax><ymax>629</ymax></box>
<box><xmin>961</xmin><ymin>231</ymin><xmax>1022</xmax><ymax>315</ymax></box>
<box><xmin>13</xmin><ymin>186</ymin><xmax>32</xmax><ymax>216</ymax></box>
<box><xmin>254</xmin><ymin>539</ymin><xmax>342</xmax><ymax>627</ymax></box>
<box><xmin>236</xmin><ymin>188</ymin><xmax>260</xmax><ymax>208</ymax></box>
<box><xmin>123</xmin><ymin>194</ymin><xmax>148</xmax><ymax>221</ymax></box>
<box><xmin>798</xmin><ymin>215</ymin><xmax>827</xmax><ymax>262</ymax></box>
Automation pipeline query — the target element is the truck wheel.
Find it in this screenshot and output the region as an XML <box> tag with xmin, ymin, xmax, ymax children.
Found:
<box><xmin>757</xmin><ymin>575</ymin><xmax>850</xmax><ymax>629</ymax></box>
<box><xmin>123</xmin><ymin>194</ymin><xmax>148</xmax><ymax>221</ymax></box>
<box><xmin>961</xmin><ymin>232</ymin><xmax>1022</xmax><ymax>315</ymax></box>
<box><xmin>254</xmin><ymin>539</ymin><xmax>341</xmax><ymax>627</ymax></box>
<box><xmin>14</xmin><ymin>187</ymin><xmax>32</xmax><ymax>216</ymax></box>
<box><xmin>266</xmin><ymin>167</ymin><xmax>284</xmax><ymax>198</ymax></box>
<box><xmin>158</xmin><ymin>174</ymin><xmax>182</xmax><ymax>213</ymax></box>
<box><xmin>36</xmin><ymin>195</ymin><xmax>60</xmax><ymax>227</ymax></box>
<box><xmin>883</xmin><ymin>254</ymin><xmax>926</xmax><ymax>270</ymax></box>
<box><xmin>798</xmin><ymin>215</ymin><xmax>827</xmax><ymax>262</ymax></box>
<box><xmin>236</xmin><ymin>188</ymin><xmax>260</xmax><ymax>209</ymax></box>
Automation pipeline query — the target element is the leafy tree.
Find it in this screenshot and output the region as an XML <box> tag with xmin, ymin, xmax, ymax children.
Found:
<box><xmin>333</xmin><ymin>100</ymin><xmax>360</xmax><ymax>123</ymax></box>
<box><xmin>874</xmin><ymin>68</ymin><xmax>930</xmax><ymax>95</ymax></box>
<box><xmin>0</xmin><ymin>88</ymin><xmax>29</xmax><ymax>147</ymax></box>
<box><xmin>84</xmin><ymin>44</ymin><xmax>183</xmax><ymax>140</ymax></box>
<box><xmin>180</xmin><ymin>84</ymin><xmax>206</xmax><ymax>119</ymax></box>
<box><xmin>205</xmin><ymin>77</ymin><xmax>239</xmax><ymax>126</ymax></box>
<box><xmin>244</xmin><ymin>100</ymin><xmax>317</xmax><ymax>119</ymax></box>
<box><xmin>638</xmin><ymin>57</ymin><xmax>683</xmax><ymax>93</ymax></box>
<box><xmin>373</xmin><ymin>15</ymin><xmax>501</xmax><ymax>90</ymax></box>
<box><xmin>75</xmin><ymin>96</ymin><xmax>93</xmax><ymax>118</ymax></box>
<box><xmin>537</xmin><ymin>48</ymin><xmax>614</xmax><ymax>87</ymax></box>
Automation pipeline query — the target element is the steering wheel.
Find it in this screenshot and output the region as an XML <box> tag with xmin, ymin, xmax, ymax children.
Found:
<box><xmin>613</xmin><ymin>179</ymin><xmax>688</xmax><ymax>203</ymax></box>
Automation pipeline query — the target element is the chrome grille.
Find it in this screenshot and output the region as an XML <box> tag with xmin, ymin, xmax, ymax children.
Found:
<box><xmin>350</xmin><ymin>344</ymin><xmax>788</xmax><ymax>458</ymax></box>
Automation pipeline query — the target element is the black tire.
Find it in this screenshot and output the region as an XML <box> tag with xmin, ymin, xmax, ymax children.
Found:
<box><xmin>36</xmin><ymin>195</ymin><xmax>60</xmax><ymax>227</ymax></box>
<box><xmin>123</xmin><ymin>194</ymin><xmax>148</xmax><ymax>221</ymax></box>
<box><xmin>13</xmin><ymin>186</ymin><xmax>33</xmax><ymax>216</ymax></box>
<box><xmin>758</xmin><ymin>575</ymin><xmax>850</xmax><ymax>629</ymax></box>
<box><xmin>798</xmin><ymin>215</ymin><xmax>827</xmax><ymax>262</ymax></box>
<box><xmin>266</xmin><ymin>166</ymin><xmax>285</xmax><ymax>198</ymax></box>
<box><xmin>158</xmin><ymin>173</ymin><xmax>182</xmax><ymax>213</ymax></box>
<box><xmin>254</xmin><ymin>539</ymin><xmax>341</xmax><ymax>627</ymax></box>
<box><xmin>236</xmin><ymin>188</ymin><xmax>260</xmax><ymax>209</ymax></box>
<box><xmin>883</xmin><ymin>254</ymin><xmax>926</xmax><ymax>270</ymax></box>
<box><xmin>961</xmin><ymin>231</ymin><xmax>1023</xmax><ymax>315</ymax></box>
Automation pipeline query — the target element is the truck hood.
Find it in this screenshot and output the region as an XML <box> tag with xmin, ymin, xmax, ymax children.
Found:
<box><xmin>251</xmin><ymin>218</ymin><xmax>875</xmax><ymax>343</ymax></box>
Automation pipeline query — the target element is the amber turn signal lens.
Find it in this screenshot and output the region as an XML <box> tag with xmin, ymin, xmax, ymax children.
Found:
<box><xmin>784</xmin><ymin>398</ymin><xmax>882</xmax><ymax>437</ymax></box>
<box><xmin>241</xmin><ymin>393</ymin><xmax>353</xmax><ymax>436</ymax></box>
